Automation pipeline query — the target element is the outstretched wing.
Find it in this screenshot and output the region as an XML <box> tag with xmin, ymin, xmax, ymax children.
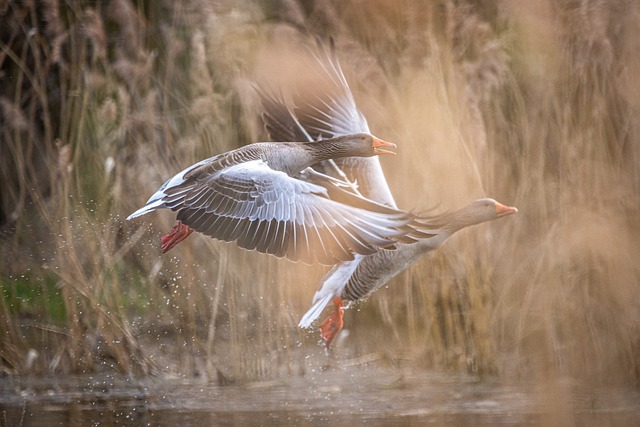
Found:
<box><xmin>259</xmin><ymin>39</ymin><xmax>397</xmax><ymax>208</ymax></box>
<box><xmin>257</xmin><ymin>85</ymin><xmax>313</xmax><ymax>144</ymax></box>
<box><xmin>131</xmin><ymin>159</ymin><xmax>416</xmax><ymax>265</ymax></box>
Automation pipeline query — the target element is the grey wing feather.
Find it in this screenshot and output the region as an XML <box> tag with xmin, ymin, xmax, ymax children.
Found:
<box><xmin>154</xmin><ymin>160</ymin><xmax>414</xmax><ymax>265</ymax></box>
<box><xmin>258</xmin><ymin>40</ymin><xmax>397</xmax><ymax>207</ymax></box>
<box><xmin>255</xmin><ymin>85</ymin><xmax>313</xmax><ymax>143</ymax></box>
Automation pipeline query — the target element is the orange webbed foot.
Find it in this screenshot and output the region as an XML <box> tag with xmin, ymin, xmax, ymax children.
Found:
<box><xmin>319</xmin><ymin>296</ymin><xmax>345</xmax><ymax>348</ymax></box>
<box><xmin>161</xmin><ymin>221</ymin><xmax>194</xmax><ymax>253</ymax></box>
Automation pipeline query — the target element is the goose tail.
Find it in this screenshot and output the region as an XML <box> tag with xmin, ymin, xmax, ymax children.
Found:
<box><xmin>126</xmin><ymin>197</ymin><xmax>165</xmax><ymax>220</ymax></box>
<box><xmin>299</xmin><ymin>293</ymin><xmax>333</xmax><ymax>328</ymax></box>
<box><xmin>298</xmin><ymin>257</ymin><xmax>362</xmax><ymax>328</ymax></box>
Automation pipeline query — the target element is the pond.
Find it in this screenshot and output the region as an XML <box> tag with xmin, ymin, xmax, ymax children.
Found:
<box><xmin>2</xmin><ymin>367</ymin><xmax>639</xmax><ymax>426</ymax></box>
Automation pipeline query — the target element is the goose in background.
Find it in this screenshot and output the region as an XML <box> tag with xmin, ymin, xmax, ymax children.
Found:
<box><xmin>258</xmin><ymin>40</ymin><xmax>517</xmax><ymax>346</ymax></box>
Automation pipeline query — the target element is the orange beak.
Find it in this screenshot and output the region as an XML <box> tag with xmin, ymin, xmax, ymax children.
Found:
<box><xmin>495</xmin><ymin>202</ymin><xmax>518</xmax><ymax>218</ymax></box>
<box><xmin>372</xmin><ymin>136</ymin><xmax>397</xmax><ymax>155</ymax></box>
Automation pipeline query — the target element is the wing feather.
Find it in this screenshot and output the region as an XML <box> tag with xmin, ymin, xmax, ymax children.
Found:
<box><xmin>146</xmin><ymin>159</ymin><xmax>414</xmax><ymax>265</ymax></box>
<box><xmin>257</xmin><ymin>41</ymin><xmax>397</xmax><ymax>208</ymax></box>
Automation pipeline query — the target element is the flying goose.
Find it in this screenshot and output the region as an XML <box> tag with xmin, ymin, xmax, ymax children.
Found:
<box><xmin>127</xmin><ymin>133</ymin><xmax>429</xmax><ymax>265</ymax></box>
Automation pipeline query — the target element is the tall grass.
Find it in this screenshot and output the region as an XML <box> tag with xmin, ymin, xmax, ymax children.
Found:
<box><xmin>1</xmin><ymin>0</ymin><xmax>639</xmax><ymax>390</ymax></box>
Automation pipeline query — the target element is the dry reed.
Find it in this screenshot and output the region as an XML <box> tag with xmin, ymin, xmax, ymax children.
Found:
<box><xmin>1</xmin><ymin>1</ymin><xmax>639</xmax><ymax>403</ymax></box>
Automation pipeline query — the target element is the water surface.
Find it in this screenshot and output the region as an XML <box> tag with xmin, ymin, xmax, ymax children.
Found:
<box><xmin>2</xmin><ymin>368</ymin><xmax>639</xmax><ymax>426</ymax></box>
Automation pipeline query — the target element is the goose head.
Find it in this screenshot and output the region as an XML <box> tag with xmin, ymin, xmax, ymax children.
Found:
<box><xmin>454</xmin><ymin>198</ymin><xmax>518</xmax><ymax>228</ymax></box>
<box><xmin>325</xmin><ymin>133</ymin><xmax>397</xmax><ymax>157</ymax></box>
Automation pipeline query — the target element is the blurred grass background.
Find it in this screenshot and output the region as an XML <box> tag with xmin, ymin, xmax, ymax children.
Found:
<box><xmin>1</xmin><ymin>0</ymin><xmax>639</xmax><ymax>391</ymax></box>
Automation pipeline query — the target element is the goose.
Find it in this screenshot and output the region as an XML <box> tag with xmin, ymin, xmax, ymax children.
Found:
<box><xmin>299</xmin><ymin>198</ymin><xmax>517</xmax><ymax>346</ymax></box>
<box><xmin>258</xmin><ymin>40</ymin><xmax>517</xmax><ymax>346</ymax></box>
<box><xmin>127</xmin><ymin>133</ymin><xmax>429</xmax><ymax>265</ymax></box>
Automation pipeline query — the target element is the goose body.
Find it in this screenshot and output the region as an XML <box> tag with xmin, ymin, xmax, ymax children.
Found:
<box><xmin>299</xmin><ymin>198</ymin><xmax>517</xmax><ymax>331</ymax></box>
<box><xmin>127</xmin><ymin>134</ymin><xmax>425</xmax><ymax>265</ymax></box>
<box><xmin>259</xmin><ymin>40</ymin><xmax>517</xmax><ymax>346</ymax></box>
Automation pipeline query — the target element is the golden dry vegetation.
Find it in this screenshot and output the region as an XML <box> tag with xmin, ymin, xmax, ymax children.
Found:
<box><xmin>1</xmin><ymin>0</ymin><xmax>639</xmax><ymax>393</ymax></box>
